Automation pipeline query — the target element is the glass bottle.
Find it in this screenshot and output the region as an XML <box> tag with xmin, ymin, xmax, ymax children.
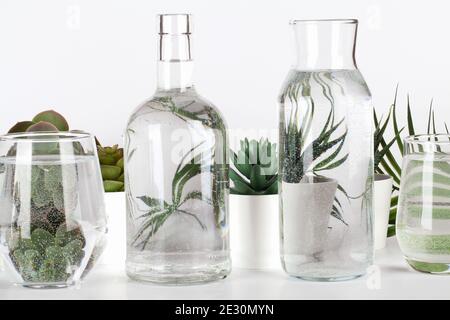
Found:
<box><xmin>125</xmin><ymin>14</ymin><xmax>230</xmax><ymax>284</ymax></box>
<box><xmin>278</xmin><ymin>19</ymin><xmax>373</xmax><ymax>281</ymax></box>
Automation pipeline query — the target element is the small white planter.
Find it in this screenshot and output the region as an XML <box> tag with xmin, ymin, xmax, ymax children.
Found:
<box><xmin>281</xmin><ymin>177</ymin><xmax>337</xmax><ymax>257</ymax></box>
<box><xmin>230</xmin><ymin>194</ymin><xmax>280</xmax><ymax>270</ymax></box>
<box><xmin>374</xmin><ymin>174</ymin><xmax>393</xmax><ymax>250</ymax></box>
<box><xmin>101</xmin><ymin>192</ymin><xmax>126</xmax><ymax>267</ymax></box>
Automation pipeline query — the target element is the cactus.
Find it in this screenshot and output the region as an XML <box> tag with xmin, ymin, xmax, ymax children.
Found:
<box><xmin>230</xmin><ymin>138</ymin><xmax>278</xmax><ymax>195</ymax></box>
<box><xmin>97</xmin><ymin>141</ymin><xmax>125</xmax><ymax>192</ymax></box>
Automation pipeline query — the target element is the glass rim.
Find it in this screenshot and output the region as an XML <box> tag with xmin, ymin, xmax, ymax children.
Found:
<box><xmin>0</xmin><ymin>131</ymin><xmax>92</xmax><ymax>143</ymax></box>
<box><xmin>290</xmin><ymin>19</ymin><xmax>358</xmax><ymax>25</ymax></box>
<box><xmin>404</xmin><ymin>134</ymin><xmax>450</xmax><ymax>145</ymax></box>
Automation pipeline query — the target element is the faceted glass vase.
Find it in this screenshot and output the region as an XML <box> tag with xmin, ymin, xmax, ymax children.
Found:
<box><xmin>278</xmin><ymin>19</ymin><xmax>374</xmax><ymax>281</ymax></box>
<box><xmin>0</xmin><ymin>132</ymin><xmax>107</xmax><ymax>288</ymax></box>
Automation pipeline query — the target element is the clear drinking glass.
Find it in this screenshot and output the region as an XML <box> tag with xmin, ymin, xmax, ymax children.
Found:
<box><xmin>125</xmin><ymin>14</ymin><xmax>230</xmax><ymax>284</ymax></box>
<box><xmin>0</xmin><ymin>131</ymin><xmax>107</xmax><ymax>288</ymax></box>
<box><xmin>397</xmin><ymin>134</ymin><xmax>450</xmax><ymax>273</ymax></box>
<box><xmin>278</xmin><ymin>19</ymin><xmax>373</xmax><ymax>281</ymax></box>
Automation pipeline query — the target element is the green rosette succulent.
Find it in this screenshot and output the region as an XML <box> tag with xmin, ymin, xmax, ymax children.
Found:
<box><xmin>230</xmin><ymin>138</ymin><xmax>278</xmax><ymax>195</ymax></box>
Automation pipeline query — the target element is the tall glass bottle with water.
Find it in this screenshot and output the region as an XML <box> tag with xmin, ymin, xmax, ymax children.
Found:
<box><xmin>125</xmin><ymin>14</ymin><xmax>230</xmax><ymax>284</ymax></box>
<box><xmin>278</xmin><ymin>19</ymin><xmax>373</xmax><ymax>281</ymax></box>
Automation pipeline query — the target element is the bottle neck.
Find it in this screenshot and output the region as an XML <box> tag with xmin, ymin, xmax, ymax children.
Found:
<box><xmin>157</xmin><ymin>60</ymin><xmax>194</xmax><ymax>91</ymax></box>
<box><xmin>157</xmin><ymin>33</ymin><xmax>194</xmax><ymax>91</ymax></box>
<box><xmin>292</xmin><ymin>19</ymin><xmax>358</xmax><ymax>70</ymax></box>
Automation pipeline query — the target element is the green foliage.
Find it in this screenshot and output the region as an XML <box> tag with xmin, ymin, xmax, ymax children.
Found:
<box><xmin>26</xmin><ymin>121</ymin><xmax>59</xmax><ymax>132</ymax></box>
<box><xmin>230</xmin><ymin>138</ymin><xmax>278</xmax><ymax>195</ymax></box>
<box><xmin>374</xmin><ymin>87</ymin><xmax>449</xmax><ymax>237</ymax></box>
<box><xmin>10</xmin><ymin>226</ymin><xmax>85</xmax><ymax>283</ymax></box>
<box><xmin>29</xmin><ymin>164</ymin><xmax>77</xmax><ymax>213</ymax></box>
<box><xmin>6</xmin><ymin>109</ymin><xmax>125</xmax><ymax>193</ymax></box>
<box><xmin>8</xmin><ymin>121</ymin><xmax>35</xmax><ymax>133</ymax></box>
<box><xmin>132</xmin><ymin>142</ymin><xmax>216</xmax><ymax>250</ymax></box>
<box><xmin>97</xmin><ymin>142</ymin><xmax>125</xmax><ymax>192</ymax></box>
<box><xmin>32</xmin><ymin>110</ymin><xmax>69</xmax><ymax>131</ymax></box>
<box><xmin>8</xmin><ymin>110</ymin><xmax>69</xmax><ymax>133</ymax></box>
<box><xmin>280</xmin><ymin>73</ymin><xmax>349</xmax><ymax>224</ymax></box>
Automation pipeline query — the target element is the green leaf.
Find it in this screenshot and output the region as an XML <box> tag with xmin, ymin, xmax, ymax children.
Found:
<box><xmin>387</xmin><ymin>225</ymin><xmax>396</xmax><ymax>237</ymax></box>
<box><xmin>406</xmin><ymin>95</ymin><xmax>416</xmax><ymax>136</ymax></box>
<box><xmin>250</xmin><ymin>166</ymin><xmax>267</xmax><ymax>191</ymax></box>
<box><xmin>137</xmin><ymin>196</ymin><xmax>165</xmax><ymax>209</ymax></box>
<box><xmin>315</xmin><ymin>154</ymin><xmax>349</xmax><ymax>172</ymax></box>
<box><xmin>231</xmin><ymin>179</ymin><xmax>259</xmax><ymax>195</ymax></box>
<box><xmin>232</xmin><ymin>150</ymin><xmax>251</xmax><ymax>179</ymax></box>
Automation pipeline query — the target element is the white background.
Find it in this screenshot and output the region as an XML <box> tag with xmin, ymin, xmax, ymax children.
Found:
<box><xmin>0</xmin><ymin>0</ymin><xmax>448</xmax><ymax>146</ymax></box>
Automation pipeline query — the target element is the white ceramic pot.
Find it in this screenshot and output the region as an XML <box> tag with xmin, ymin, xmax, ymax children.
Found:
<box><xmin>281</xmin><ymin>176</ymin><xmax>337</xmax><ymax>257</ymax></box>
<box><xmin>374</xmin><ymin>174</ymin><xmax>393</xmax><ymax>250</ymax></box>
<box><xmin>101</xmin><ymin>192</ymin><xmax>126</xmax><ymax>267</ymax></box>
<box><xmin>230</xmin><ymin>194</ymin><xmax>280</xmax><ymax>270</ymax></box>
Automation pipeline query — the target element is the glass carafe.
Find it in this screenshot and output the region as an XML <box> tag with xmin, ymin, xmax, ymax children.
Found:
<box><xmin>125</xmin><ymin>14</ymin><xmax>230</xmax><ymax>284</ymax></box>
<box><xmin>397</xmin><ymin>135</ymin><xmax>450</xmax><ymax>273</ymax></box>
<box><xmin>278</xmin><ymin>19</ymin><xmax>373</xmax><ymax>281</ymax></box>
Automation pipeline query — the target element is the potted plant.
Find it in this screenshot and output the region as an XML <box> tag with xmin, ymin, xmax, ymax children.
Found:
<box><xmin>280</xmin><ymin>106</ymin><xmax>348</xmax><ymax>261</ymax></box>
<box><xmin>96</xmin><ymin>140</ymin><xmax>125</xmax><ymax>266</ymax></box>
<box><xmin>229</xmin><ymin>138</ymin><xmax>279</xmax><ymax>269</ymax></box>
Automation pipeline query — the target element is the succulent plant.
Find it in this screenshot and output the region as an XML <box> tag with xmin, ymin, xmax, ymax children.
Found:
<box><xmin>230</xmin><ymin>138</ymin><xmax>278</xmax><ymax>195</ymax></box>
<box><xmin>97</xmin><ymin>141</ymin><xmax>124</xmax><ymax>192</ymax></box>
<box><xmin>32</xmin><ymin>110</ymin><xmax>69</xmax><ymax>131</ymax></box>
<box><xmin>6</xmin><ymin>109</ymin><xmax>125</xmax><ymax>193</ymax></box>
<box><xmin>8</xmin><ymin>110</ymin><xmax>69</xmax><ymax>133</ymax></box>
<box><xmin>7</xmin><ymin>163</ymin><xmax>85</xmax><ymax>283</ymax></box>
<box><xmin>10</xmin><ymin>225</ymin><xmax>85</xmax><ymax>283</ymax></box>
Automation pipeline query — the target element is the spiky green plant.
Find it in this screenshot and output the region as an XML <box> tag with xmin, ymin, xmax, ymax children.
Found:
<box><xmin>131</xmin><ymin>142</ymin><xmax>219</xmax><ymax>250</ymax></box>
<box><xmin>230</xmin><ymin>138</ymin><xmax>278</xmax><ymax>195</ymax></box>
<box><xmin>280</xmin><ymin>74</ymin><xmax>349</xmax><ymax>224</ymax></box>
<box><xmin>374</xmin><ymin>87</ymin><xmax>450</xmax><ymax>237</ymax></box>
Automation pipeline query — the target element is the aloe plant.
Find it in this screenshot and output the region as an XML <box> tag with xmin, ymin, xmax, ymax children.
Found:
<box><xmin>280</xmin><ymin>73</ymin><xmax>349</xmax><ymax>224</ymax></box>
<box><xmin>230</xmin><ymin>138</ymin><xmax>278</xmax><ymax>195</ymax></box>
<box><xmin>374</xmin><ymin>87</ymin><xmax>450</xmax><ymax>237</ymax></box>
<box><xmin>131</xmin><ymin>142</ymin><xmax>216</xmax><ymax>250</ymax></box>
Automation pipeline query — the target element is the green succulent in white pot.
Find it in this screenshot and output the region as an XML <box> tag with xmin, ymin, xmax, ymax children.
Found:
<box><xmin>229</xmin><ymin>138</ymin><xmax>280</xmax><ymax>270</ymax></box>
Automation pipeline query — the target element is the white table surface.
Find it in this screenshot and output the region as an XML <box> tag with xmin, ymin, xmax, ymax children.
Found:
<box><xmin>0</xmin><ymin>237</ymin><xmax>448</xmax><ymax>300</ymax></box>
